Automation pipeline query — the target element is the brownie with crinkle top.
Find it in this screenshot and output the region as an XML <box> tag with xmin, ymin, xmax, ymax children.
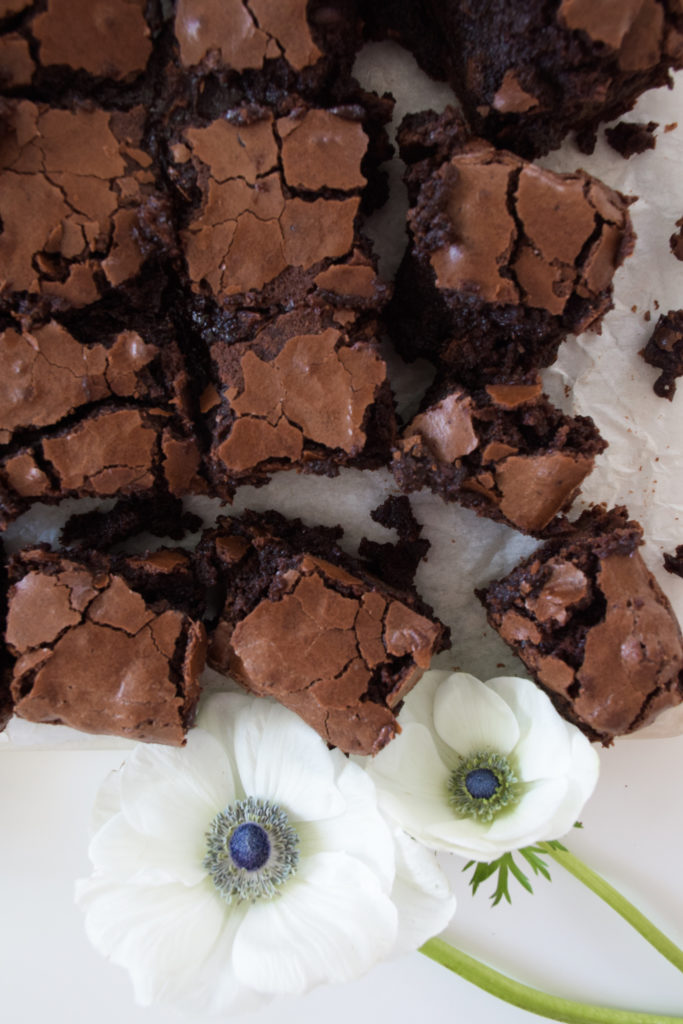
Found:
<box><xmin>4</xmin><ymin>544</ymin><xmax>207</xmax><ymax>743</ymax></box>
<box><xmin>392</xmin><ymin>375</ymin><xmax>607</xmax><ymax>534</ymax></box>
<box><xmin>0</xmin><ymin>0</ymin><xmax>156</xmax><ymax>92</ymax></box>
<box><xmin>198</xmin><ymin>510</ymin><xmax>449</xmax><ymax>756</ymax></box>
<box><xmin>166</xmin><ymin>95</ymin><xmax>391</xmax><ymax>321</ymax></box>
<box><xmin>0</xmin><ymin>307</ymin><xmax>204</xmax><ymax>528</ymax></box>
<box><xmin>364</xmin><ymin>0</ymin><xmax>683</xmax><ymax>158</ymax></box>
<box><xmin>172</xmin><ymin>0</ymin><xmax>362</xmax><ymax>90</ymax></box>
<box><xmin>478</xmin><ymin>507</ymin><xmax>683</xmax><ymax>744</ymax></box>
<box><xmin>387</xmin><ymin>109</ymin><xmax>636</xmax><ymax>383</ymax></box>
<box><xmin>0</xmin><ymin>100</ymin><xmax>170</xmax><ymax>308</ymax></box>
<box><xmin>204</xmin><ymin>304</ymin><xmax>396</xmax><ymax>499</ymax></box>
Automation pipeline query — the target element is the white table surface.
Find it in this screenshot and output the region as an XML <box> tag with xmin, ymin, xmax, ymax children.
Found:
<box><xmin>2</xmin><ymin>734</ymin><xmax>682</xmax><ymax>1024</ymax></box>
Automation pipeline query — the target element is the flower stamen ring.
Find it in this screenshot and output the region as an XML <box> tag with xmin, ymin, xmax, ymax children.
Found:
<box><xmin>448</xmin><ymin>751</ymin><xmax>519</xmax><ymax>823</ymax></box>
<box><xmin>204</xmin><ymin>795</ymin><xmax>299</xmax><ymax>903</ymax></box>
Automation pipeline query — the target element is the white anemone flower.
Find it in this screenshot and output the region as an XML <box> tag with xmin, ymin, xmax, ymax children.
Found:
<box><xmin>76</xmin><ymin>692</ymin><xmax>456</xmax><ymax>1014</ymax></box>
<box><xmin>365</xmin><ymin>671</ymin><xmax>600</xmax><ymax>861</ymax></box>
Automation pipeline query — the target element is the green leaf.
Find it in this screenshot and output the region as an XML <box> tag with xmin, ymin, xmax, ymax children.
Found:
<box><xmin>463</xmin><ymin>843</ymin><xmax>560</xmax><ymax>904</ymax></box>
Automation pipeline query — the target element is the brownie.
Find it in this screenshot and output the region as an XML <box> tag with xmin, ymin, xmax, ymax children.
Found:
<box><xmin>167</xmin><ymin>96</ymin><xmax>391</xmax><ymax>318</ymax></box>
<box><xmin>392</xmin><ymin>376</ymin><xmax>607</xmax><ymax>534</ymax></box>
<box><xmin>0</xmin><ymin>313</ymin><xmax>204</xmax><ymax>527</ymax></box>
<box><xmin>640</xmin><ymin>308</ymin><xmax>683</xmax><ymax>399</ymax></box>
<box><xmin>172</xmin><ymin>0</ymin><xmax>362</xmax><ymax>88</ymax></box>
<box><xmin>4</xmin><ymin>545</ymin><xmax>207</xmax><ymax>744</ymax></box>
<box><xmin>0</xmin><ymin>0</ymin><xmax>155</xmax><ymax>90</ymax></box>
<box><xmin>198</xmin><ymin>510</ymin><xmax>449</xmax><ymax>755</ymax></box>
<box><xmin>366</xmin><ymin>0</ymin><xmax>683</xmax><ymax>158</ymax></box>
<box><xmin>387</xmin><ymin>109</ymin><xmax>636</xmax><ymax>382</ymax></box>
<box><xmin>204</xmin><ymin>305</ymin><xmax>396</xmax><ymax>499</ymax></box>
<box><xmin>478</xmin><ymin>507</ymin><xmax>683</xmax><ymax>743</ymax></box>
<box><xmin>670</xmin><ymin>216</ymin><xmax>683</xmax><ymax>260</ymax></box>
<box><xmin>0</xmin><ymin>100</ymin><xmax>169</xmax><ymax>308</ymax></box>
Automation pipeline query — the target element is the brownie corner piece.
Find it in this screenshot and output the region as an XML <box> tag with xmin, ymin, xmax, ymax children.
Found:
<box><xmin>392</xmin><ymin>375</ymin><xmax>607</xmax><ymax>534</ymax></box>
<box><xmin>478</xmin><ymin>507</ymin><xmax>683</xmax><ymax>743</ymax></box>
<box><xmin>413</xmin><ymin>0</ymin><xmax>683</xmax><ymax>159</ymax></box>
<box><xmin>4</xmin><ymin>546</ymin><xmax>207</xmax><ymax>745</ymax></box>
<box><xmin>388</xmin><ymin>109</ymin><xmax>635</xmax><ymax>380</ymax></box>
<box><xmin>200</xmin><ymin>512</ymin><xmax>449</xmax><ymax>756</ymax></box>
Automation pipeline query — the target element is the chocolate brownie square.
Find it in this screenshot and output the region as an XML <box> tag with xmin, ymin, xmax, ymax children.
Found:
<box><xmin>392</xmin><ymin>375</ymin><xmax>607</xmax><ymax>534</ymax></box>
<box><xmin>167</xmin><ymin>96</ymin><xmax>391</xmax><ymax>318</ymax></box>
<box><xmin>199</xmin><ymin>510</ymin><xmax>449</xmax><ymax>755</ymax></box>
<box><xmin>367</xmin><ymin>0</ymin><xmax>683</xmax><ymax>158</ymax></box>
<box><xmin>0</xmin><ymin>101</ymin><xmax>168</xmax><ymax>307</ymax></box>
<box><xmin>478</xmin><ymin>507</ymin><xmax>683</xmax><ymax>743</ymax></box>
<box><xmin>204</xmin><ymin>305</ymin><xmax>396</xmax><ymax>499</ymax></box>
<box><xmin>0</xmin><ymin>0</ymin><xmax>155</xmax><ymax>90</ymax></box>
<box><xmin>172</xmin><ymin>0</ymin><xmax>362</xmax><ymax>91</ymax></box>
<box><xmin>4</xmin><ymin>544</ymin><xmax>207</xmax><ymax>744</ymax></box>
<box><xmin>387</xmin><ymin>109</ymin><xmax>635</xmax><ymax>382</ymax></box>
<box><xmin>0</xmin><ymin>312</ymin><xmax>204</xmax><ymax>527</ymax></box>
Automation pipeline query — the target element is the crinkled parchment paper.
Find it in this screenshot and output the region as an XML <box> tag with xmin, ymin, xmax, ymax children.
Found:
<box><xmin>2</xmin><ymin>43</ymin><xmax>682</xmax><ymax>748</ymax></box>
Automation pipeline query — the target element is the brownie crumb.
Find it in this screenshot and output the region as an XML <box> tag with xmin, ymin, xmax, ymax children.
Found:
<box><xmin>60</xmin><ymin>494</ymin><xmax>202</xmax><ymax>551</ymax></box>
<box><xmin>641</xmin><ymin>310</ymin><xmax>683</xmax><ymax>400</ymax></box>
<box><xmin>670</xmin><ymin>218</ymin><xmax>683</xmax><ymax>262</ymax></box>
<box><xmin>359</xmin><ymin>495</ymin><xmax>430</xmax><ymax>592</ymax></box>
<box><xmin>605</xmin><ymin>121</ymin><xmax>658</xmax><ymax>158</ymax></box>
<box><xmin>664</xmin><ymin>545</ymin><xmax>683</xmax><ymax>578</ymax></box>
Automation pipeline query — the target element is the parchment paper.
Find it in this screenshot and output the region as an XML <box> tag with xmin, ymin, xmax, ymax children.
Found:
<box><xmin>2</xmin><ymin>42</ymin><xmax>682</xmax><ymax>747</ymax></box>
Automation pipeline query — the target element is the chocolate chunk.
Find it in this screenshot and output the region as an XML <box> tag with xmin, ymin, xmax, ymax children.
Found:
<box><xmin>640</xmin><ymin>309</ymin><xmax>683</xmax><ymax>399</ymax></box>
<box><xmin>605</xmin><ymin>120</ymin><xmax>658</xmax><ymax>157</ymax></box>
<box><xmin>392</xmin><ymin>374</ymin><xmax>607</xmax><ymax>534</ymax></box>
<box><xmin>478</xmin><ymin>507</ymin><xmax>683</xmax><ymax>743</ymax></box>
<box><xmin>199</xmin><ymin>511</ymin><xmax>449</xmax><ymax>755</ymax></box>
<box><xmin>5</xmin><ymin>547</ymin><xmax>207</xmax><ymax>745</ymax></box>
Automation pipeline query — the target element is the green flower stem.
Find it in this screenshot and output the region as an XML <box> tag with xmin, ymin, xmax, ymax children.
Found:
<box><xmin>538</xmin><ymin>843</ymin><xmax>683</xmax><ymax>975</ymax></box>
<box><xmin>420</xmin><ymin>938</ymin><xmax>683</xmax><ymax>1024</ymax></box>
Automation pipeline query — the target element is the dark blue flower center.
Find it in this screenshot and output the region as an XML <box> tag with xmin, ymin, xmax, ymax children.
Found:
<box><xmin>465</xmin><ymin>767</ymin><xmax>500</xmax><ymax>800</ymax></box>
<box><xmin>229</xmin><ymin>822</ymin><xmax>271</xmax><ymax>871</ymax></box>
